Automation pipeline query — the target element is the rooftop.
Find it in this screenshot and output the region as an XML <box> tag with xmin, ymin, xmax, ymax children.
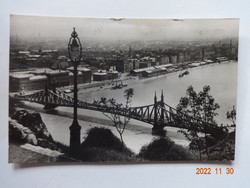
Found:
<box><xmin>46</xmin><ymin>71</ymin><xmax>68</xmax><ymax>75</ymax></box>
<box><xmin>107</xmin><ymin>71</ymin><xmax>119</xmax><ymax>74</ymax></box>
<box><xmin>67</xmin><ymin>66</ymin><xmax>91</xmax><ymax>72</ymax></box>
<box><xmin>30</xmin><ymin>68</ymin><xmax>69</xmax><ymax>75</ymax></box>
<box><xmin>132</xmin><ymin>67</ymin><xmax>155</xmax><ymax>73</ymax></box>
<box><xmin>10</xmin><ymin>74</ymin><xmax>33</xmax><ymax>79</ymax></box>
<box><xmin>18</xmin><ymin>51</ymin><xmax>30</xmax><ymax>54</ymax></box>
<box><xmin>29</xmin><ymin>75</ymin><xmax>47</xmax><ymax>81</ymax></box>
<box><xmin>69</xmin><ymin>72</ymin><xmax>83</xmax><ymax>76</ymax></box>
<box><xmin>27</xmin><ymin>55</ymin><xmax>41</xmax><ymax>58</ymax></box>
<box><xmin>155</xmin><ymin>64</ymin><xmax>173</xmax><ymax>68</ymax></box>
<box><xmin>93</xmin><ymin>72</ymin><xmax>107</xmax><ymax>76</ymax></box>
<box><xmin>145</xmin><ymin>68</ymin><xmax>166</xmax><ymax>74</ymax></box>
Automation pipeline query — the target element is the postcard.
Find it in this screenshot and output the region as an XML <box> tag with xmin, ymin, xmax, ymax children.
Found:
<box><xmin>9</xmin><ymin>15</ymin><xmax>238</xmax><ymax>163</ymax></box>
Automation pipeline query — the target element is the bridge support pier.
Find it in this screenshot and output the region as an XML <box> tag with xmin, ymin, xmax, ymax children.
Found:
<box><xmin>44</xmin><ymin>104</ymin><xmax>58</xmax><ymax>110</ymax></box>
<box><xmin>152</xmin><ymin>123</ymin><xmax>166</xmax><ymax>137</ymax></box>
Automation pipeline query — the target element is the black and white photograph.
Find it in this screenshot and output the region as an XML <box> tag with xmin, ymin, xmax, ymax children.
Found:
<box><xmin>9</xmin><ymin>15</ymin><xmax>239</xmax><ymax>163</ymax></box>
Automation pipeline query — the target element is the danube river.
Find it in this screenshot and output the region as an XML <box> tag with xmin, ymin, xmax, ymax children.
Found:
<box><xmin>18</xmin><ymin>61</ymin><xmax>237</xmax><ymax>152</ymax></box>
<box><xmin>79</xmin><ymin>61</ymin><xmax>237</xmax><ymax>125</ymax></box>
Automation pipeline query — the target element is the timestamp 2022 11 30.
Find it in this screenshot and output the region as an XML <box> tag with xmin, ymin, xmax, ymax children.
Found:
<box><xmin>196</xmin><ymin>168</ymin><xmax>235</xmax><ymax>175</ymax></box>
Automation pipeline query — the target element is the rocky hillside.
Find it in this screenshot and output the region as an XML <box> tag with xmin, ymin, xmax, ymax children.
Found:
<box><xmin>9</xmin><ymin>110</ymin><xmax>57</xmax><ymax>150</ymax></box>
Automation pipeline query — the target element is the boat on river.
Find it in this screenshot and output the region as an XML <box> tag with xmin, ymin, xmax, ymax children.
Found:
<box><xmin>179</xmin><ymin>70</ymin><xmax>189</xmax><ymax>78</ymax></box>
<box><xmin>111</xmin><ymin>80</ymin><xmax>127</xmax><ymax>90</ymax></box>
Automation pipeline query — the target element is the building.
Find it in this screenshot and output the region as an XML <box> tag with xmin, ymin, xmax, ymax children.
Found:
<box><xmin>69</xmin><ymin>72</ymin><xmax>83</xmax><ymax>85</ymax></box>
<box><xmin>141</xmin><ymin>68</ymin><xmax>167</xmax><ymax>77</ymax></box>
<box><xmin>155</xmin><ymin>64</ymin><xmax>173</xmax><ymax>69</ymax></box>
<box><xmin>28</xmin><ymin>75</ymin><xmax>48</xmax><ymax>90</ymax></box>
<box><xmin>107</xmin><ymin>70</ymin><xmax>119</xmax><ymax>80</ymax></box>
<box><xmin>160</xmin><ymin>56</ymin><xmax>170</xmax><ymax>65</ymax></box>
<box><xmin>9</xmin><ymin>74</ymin><xmax>33</xmax><ymax>92</ymax></box>
<box><xmin>93</xmin><ymin>69</ymin><xmax>119</xmax><ymax>81</ymax></box>
<box><xmin>123</xmin><ymin>57</ymin><xmax>159</xmax><ymax>73</ymax></box>
<box><xmin>9</xmin><ymin>73</ymin><xmax>49</xmax><ymax>92</ymax></box>
<box><xmin>178</xmin><ymin>53</ymin><xmax>185</xmax><ymax>63</ymax></box>
<box><xmin>51</xmin><ymin>56</ymin><xmax>69</xmax><ymax>70</ymax></box>
<box><xmin>9</xmin><ymin>67</ymin><xmax>93</xmax><ymax>92</ymax></box>
<box><xmin>184</xmin><ymin>50</ymin><xmax>191</xmax><ymax>62</ymax></box>
<box><xmin>138</xmin><ymin>61</ymin><xmax>151</xmax><ymax>69</ymax></box>
<box><xmin>130</xmin><ymin>67</ymin><xmax>154</xmax><ymax>76</ymax></box>
<box><xmin>67</xmin><ymin>66</ymin><xmax>92</xmax><ymax>84</ymax></box>
<box><xmin>130</xmin><ymin>64</ymin><xmax>172</xmax><ymax>77</ymax></box>
<box><xmin>123</xmin><ymin>59</ymin><xmax>139</xmax><ymax>72</ymax></box>
<box><xmin>139</xmin><ymin>57</ymin><xmax>155</xmax><ymax>68</ymax></box>
<box><xmin>170</xmin><ymin>55</ymin><xmax>178</xmax><ymax>64</ymax></box>
<box><xmin>45</xmin><ymin>70</ymin><xmax>69</xmax><ymax>88</ymax></box>
<box><xmin>93</xmin><ymin>71</ymin><xmax>108</xmax><ymax>81</ymax></box>
<box><xmin>79</xmin><ymin>67</ymin><xmax>92</xmax><ymax>84</ymax></box>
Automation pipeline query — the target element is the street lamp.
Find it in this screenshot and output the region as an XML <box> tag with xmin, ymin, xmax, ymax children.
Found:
<box><xmin>68</xmin><ymin>27</ymin><xmax>82</xmax><ymax>155</ymax></box>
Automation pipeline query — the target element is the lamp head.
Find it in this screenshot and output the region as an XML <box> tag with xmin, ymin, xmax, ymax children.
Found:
<box><xmin>68</xmin><ymin>27</ymin><xmax>82</xmax><ymax>64</ymax></box>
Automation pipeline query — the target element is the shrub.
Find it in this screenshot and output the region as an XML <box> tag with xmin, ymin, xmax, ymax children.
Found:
<box><xmin>208</xmin><ymin>140</ymin><xmax>235</xmax><ymax>161</ymax></box>
<box><xmin>79</xmin><ymin>147</ymin><xmax>139</xmax><ymax>162</ymax></box>
<box><xmin>81</xmin><ymin>127</ymin><xmax>124</xmax><ymax>151</ymax></box>
<box><xmin>53</xmin><ymin>141</ymin><xmax>70</xmax><ymax>154</ymax></box>
<box><xmin>79</xmin><ymin>127</ymin><xmax>136</xmax><ymax>162</ymax></box>
<box><xmin>139</xmin><ymin>137</ymin><xmax>192</xmax><ymax>161</ymax></box>
<box><xmin>9</xmin><ymin>96</ymin><xmax>18</xmax><ymax>116</ymax></box>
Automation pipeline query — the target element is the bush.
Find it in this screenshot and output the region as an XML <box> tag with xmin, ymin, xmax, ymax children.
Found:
<box><xmin>210</xmin><ymin>127</ymin><xmax>228</xmax><ymax>141</ymax></box>
<box><xmin>139</xmin><ymin>137</ymin><xmax>192</xmax><ymax>161</ymax></box>
<box><xmin>9</xmin><ymin>96</ymin><xmax>18</xmax><ymax>116</ymax></box>
<box><xmin>208</xmin><ymin>140</ymin><xmax>235</xmax><ymax>161</ymax></box>
<box><xmin>79</xmin><ymin>147</ymin><xmax>139</xmax><ymax>162</ymax></box>
<box><xmin>53</xmin><ymin>141</ymin><xmax>70</xmax><ymax>154</ymax></box>
<box><xmin>81</xmin><ymin>127</ymin><xmax>124</xmax><ymax>151</ymax></box>
<box><xmin>79</xmin><ymin>127</ymin><xmax>136</xmax><ymax>162</ymax></box>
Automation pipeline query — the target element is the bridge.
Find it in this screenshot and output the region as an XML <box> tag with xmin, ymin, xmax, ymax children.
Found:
<box><xmin>13</xmin><ymin>87</ymin><xmax>220</xmax><ymax>135</ymax></box>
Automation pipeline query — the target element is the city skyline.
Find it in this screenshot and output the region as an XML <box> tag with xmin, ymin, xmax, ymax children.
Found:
<box><xmin>10</xmin><ymin>15</ymin><xmax>239</xmax><ymax>42</ymax></box>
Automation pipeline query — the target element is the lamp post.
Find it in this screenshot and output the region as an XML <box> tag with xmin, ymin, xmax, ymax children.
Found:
<box><xmin>68</xmin><ymin>27</ymin><xmax>82</xmax><ymax>155</ymax></box>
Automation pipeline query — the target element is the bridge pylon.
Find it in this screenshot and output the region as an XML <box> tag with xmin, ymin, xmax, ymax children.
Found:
<box><xmin>154</xmin><ymin>91</ymin><xmax>157</xmax><ymax>124</ymax></box>
<box><xmin>43</xmin><ymin>83</ymin><xmax>58</xmax><ymax>110</ymax></box>
<box><xmin>160</xmin><ymin>89</ymin><xmax>164</xmax><ymax>122</ymax></box>
<box><xmin>152</xmin><ymin>91</ymin><xmax>166</xmax><ymax>136</ymax></box>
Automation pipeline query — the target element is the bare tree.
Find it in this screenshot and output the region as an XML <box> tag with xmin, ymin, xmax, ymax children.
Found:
<box><xmin>94</xmin><ymin>88</ymin><xmax>134</xmax><ymax>148</ymax></box>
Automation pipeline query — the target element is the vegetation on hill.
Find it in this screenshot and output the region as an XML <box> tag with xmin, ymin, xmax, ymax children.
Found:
<box><xmin>139</xmin><ymin>137</ymin><xmax>192</xmax><ymax>161</ymax></box>
<box><xmin>79</xmin><ymin>127</ymin><xmax>138</xmax><ymax>162</ymax></box>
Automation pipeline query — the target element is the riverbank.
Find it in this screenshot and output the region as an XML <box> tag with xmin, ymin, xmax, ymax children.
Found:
<box><xmin>10</xmin><ymin>60</ymin><xmax>233</xmax><ymax>97</ymax></box>
<box><xmin>8</xmin><ymin>107</ymin><xmax>192</xmax><ymax>163</ymax></box>
<box><xmin>9</xmin><ymin>105</ymin><xmax>235</xmax><ymax>162</ymax></box>
<box><xmin>16</xmin><ymin>102</ymin><xmax>189</xmax><ymax>153</ymax></box>
<box><xmin>58</xmin><ymin>60</ymin><xmax>234</xmax><ymax>96</ymax></box>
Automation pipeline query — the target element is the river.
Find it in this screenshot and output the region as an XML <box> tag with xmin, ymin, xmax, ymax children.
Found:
<box><xmin>18</xmin><ymin>61</ymin><xmax>237</xmax><ymax>153</ymax></box>
<box><xmin>79</xmin><ymin>61</ymin><xmax>237</xmax><ymax>125</ymax></box>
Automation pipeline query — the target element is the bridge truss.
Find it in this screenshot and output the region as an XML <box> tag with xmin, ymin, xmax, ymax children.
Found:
<box><xmin>13</xmin><ymin>88</ymin><xmax>219</xmax><ymax>134</ymax></box>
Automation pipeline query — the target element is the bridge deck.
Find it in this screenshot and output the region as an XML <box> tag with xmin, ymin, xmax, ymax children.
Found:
<box><xmin>13</xmin><ymin>89</ymin><xmax>220</xmax><ymax>134</ymax></box>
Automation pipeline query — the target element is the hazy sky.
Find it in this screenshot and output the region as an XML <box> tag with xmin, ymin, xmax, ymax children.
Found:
<box><xmin>10</xmin><ymin>15</ymin><xmax>239</xmax><ymax>41</ymax></box>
